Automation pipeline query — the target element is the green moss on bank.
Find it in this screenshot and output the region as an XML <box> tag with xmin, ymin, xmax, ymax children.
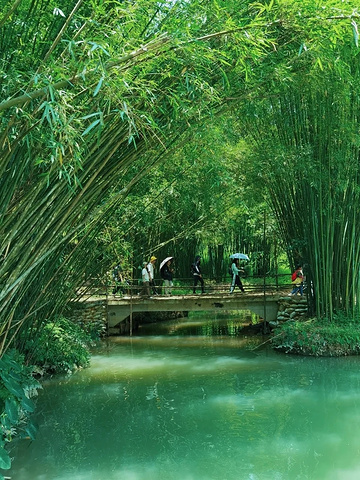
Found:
<box><xmin>271</xmin><ymin>316</ymin><xmax>360</xmax><ymax>356</ymax></box>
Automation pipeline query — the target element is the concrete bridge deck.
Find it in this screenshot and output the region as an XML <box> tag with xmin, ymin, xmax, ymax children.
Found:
<box><xmin>106</xmin><ymin>291</ymin><xmax>286</xmax><ymax>328</ymax></box>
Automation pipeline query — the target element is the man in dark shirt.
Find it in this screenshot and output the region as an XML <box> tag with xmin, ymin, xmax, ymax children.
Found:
<box><xmin>192</xmin><ymin>255</ymin><xmax>205</xmax><ymax>294</ymax></box>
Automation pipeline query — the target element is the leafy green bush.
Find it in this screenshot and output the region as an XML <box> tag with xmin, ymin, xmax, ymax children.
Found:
<box><xmin>271</xmin><ymin>316</ymin><xmax>360</xmax><ymax>356</ymax></box>
<box><xmin>74</xmin><ymin>316</ymin><xmax>107</xmax><ymax>341</ymax></box>
<box><xmin>21</xmin><ymin>317</ymin><xmax>91</xmax><ymax>375</ymax></box>
<box><xmin>0</xmin><ymin>350</ymin><xmax>40</xmax><ymax>476</ymax></box>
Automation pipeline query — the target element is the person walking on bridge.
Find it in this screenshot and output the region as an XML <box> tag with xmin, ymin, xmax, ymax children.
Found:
<box><xmin>160</xmin><ymin>258</ymin><xmax>174</xmax><ymax>295</ymax></box>
<box><xmin>230</xmin><ymin>258</ymin><xmax>245</xmax><ymax>293</ymax></box>
<box><xmin>147</xmin><ymin>256</ymin><xmax>158</xmax><ymax>295</ymax></box>
<box><xmin>141</xmin><ymin>262</ymin><xmax>151</xmax><ymax>297</ymax></box>
<box><xmin>192</xmin><ymin>255</ymin><xmax>205</xmax><ymax>294</ymax></box>
<box><xmin>112</xmin><ymin>262</ymin><xmax>124</xmax><ymax>296</ymax></box>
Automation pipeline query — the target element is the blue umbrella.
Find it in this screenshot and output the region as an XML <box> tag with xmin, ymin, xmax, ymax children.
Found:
<box><xmin>230</xmin><ymin>253</ymin><xmax>249</xmax><ymax>261</ymax></box>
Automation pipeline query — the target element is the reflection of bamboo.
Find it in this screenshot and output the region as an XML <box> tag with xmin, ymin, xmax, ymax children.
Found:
<box><xmin>129</xmin><ymin>280</ymin><xmax>133</xmax><ymax>337</ymax></box>
<box><xmin>106</xmin><ymin>276</ymin><xmax>109</xmax><ymax>337</ymax></box>
<box><xmin>263</xmin><ymin>211</ymin><xmax>267</xmax><ymax>330</ymax></box>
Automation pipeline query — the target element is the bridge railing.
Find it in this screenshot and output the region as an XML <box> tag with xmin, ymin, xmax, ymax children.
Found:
<box><xmin>75</xmin><ymin>274</ymin><xmax>294</xmax><ymax>299</ymax></box>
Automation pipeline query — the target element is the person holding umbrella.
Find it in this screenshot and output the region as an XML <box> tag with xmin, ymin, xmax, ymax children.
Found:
<box><xmin>160</xmin><ymin>257</ymin><xmax>174</xmax><ymax>295</ymax></box>
<box><xmin>230</xmin><ymin>258</ymin><xmax>245</xmax><ymax>294</ymax></box>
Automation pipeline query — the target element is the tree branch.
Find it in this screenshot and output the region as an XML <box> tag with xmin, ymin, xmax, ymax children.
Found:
<box><xmin>0</xmin><ymin>0</ymin><xmax>23</xmax><ymax>29</ymax></box>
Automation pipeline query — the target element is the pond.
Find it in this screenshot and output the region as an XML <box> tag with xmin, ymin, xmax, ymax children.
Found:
<box><xmin>4</xmin><ymin>311</ymin><xmax>360</xmax><ymax>480</ymax></box>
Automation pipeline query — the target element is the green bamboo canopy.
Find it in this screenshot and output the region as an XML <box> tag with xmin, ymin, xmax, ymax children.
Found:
<box><xmin>0</xmin><ymin>0</ymin><xmax>275</xmax><ymax>356</ymax></box>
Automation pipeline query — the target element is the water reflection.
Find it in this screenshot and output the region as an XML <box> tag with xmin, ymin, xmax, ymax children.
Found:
<box><xmin>138</xmin><ymin>310</ymin><xmax>260</xmax><ymax>337</ymax></box>
<box><xmin>4</xmin><ymin>310</ymin><xmax>360</xmax><ymax>480</ymax></box>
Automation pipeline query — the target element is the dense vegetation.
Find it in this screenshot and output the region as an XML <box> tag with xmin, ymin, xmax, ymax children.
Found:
<box><xmin>1</xmin><ymin>0</ymin><xmax>360</xmax><ymax>474</ymax></box>
<box><xmin>272</xmin><ymin>316</ymin><xmax>360</xmax><ymax>357</ymax></box>
<box><xmin>0</xmin><ymin>0</ymin><xmax>278</xmax><ymax>361</ymax></box>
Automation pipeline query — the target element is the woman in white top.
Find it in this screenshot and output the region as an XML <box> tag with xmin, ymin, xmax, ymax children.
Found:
<box><xmin>141</xmin><ymin>262</ymin><xmax>150</xmax><ymax>296</ymax></box>
<box><xmin>230</xmin><ymin>259</ymin><xmax>245</xmax><ymax>293</ymax></box>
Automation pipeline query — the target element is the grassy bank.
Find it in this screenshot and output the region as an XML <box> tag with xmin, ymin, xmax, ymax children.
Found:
<box><xmin>271</xmin><ymin>315</ymin><xmax>360</xmax><ymax>356</ymax></box>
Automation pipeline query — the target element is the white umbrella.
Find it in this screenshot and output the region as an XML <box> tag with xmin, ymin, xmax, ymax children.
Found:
<box><xmin>230</xmin><ymin>253</ymin><xmax>250</xmax><ymax>261</ymax></box>
<box><xmin>159</xmin><ymin>256</ymin><xmax>173</xmax><ymax>270</ymax></box>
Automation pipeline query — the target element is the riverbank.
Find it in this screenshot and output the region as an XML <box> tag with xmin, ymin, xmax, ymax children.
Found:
<box><xmin>271</xmin><ymin>316</ymin><xmax>360</xmax><ymax>356</ymax></box>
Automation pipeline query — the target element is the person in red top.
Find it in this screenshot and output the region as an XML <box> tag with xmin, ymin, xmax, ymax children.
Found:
<box><xmin>290</xmin><ymin>265</ymin><xmax>304</xmax><ymax>295</ymax></box>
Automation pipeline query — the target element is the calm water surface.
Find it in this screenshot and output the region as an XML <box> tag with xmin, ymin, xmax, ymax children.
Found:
<box><xmin>5</xmin><ymin>311</ymin><xmax>360</xmax><ymax>480</ymax></box>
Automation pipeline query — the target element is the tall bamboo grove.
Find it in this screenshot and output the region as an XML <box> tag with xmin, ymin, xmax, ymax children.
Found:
<box><xmin>245</xmin><ymin>69</ymin><xmax>360</xmax><ymax>320</ymax></box>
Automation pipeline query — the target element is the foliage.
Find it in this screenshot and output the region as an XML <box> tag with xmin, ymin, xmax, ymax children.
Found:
<box><xmin>0</xmin><ymin>0</ymin><xmax>277</xmax><ymax>359</ymax></box>
<box><xmin>271</xmin><ymin>316</ymin><xmax>360</xmax><ymax>356</ymax></box>
<box><xmin>18</xmin><ymin>317</ymin><xmax>91</xmax><ymax>375</ymax></box>
<box><xmin>0</xmin><ymin>350</ymin><xmax>40</xmax><ymax>475</ymax></box>
<box><xmin>4</xmin><ymin>0</ymin><xmax>360</xmax><ymax>470</ymax></box>
<box><xmin>236</xmin><ymin>0</ymin><xmax>360</xmax><ymax>320</ymax></box>
<box><xmin>72</xmin><ymin>316</ymin><xmax>107</xmax><ymax>342</ymax></box>
<box><xmin>1</xmin><ymin>0</ymin><xmax>360</xmax><ymax>365</ymax></box>
<box><xmin>96</xmin><ymin>0</ymin><xmax>360</xmax><ymax>294</ymax></box>
<box><xmin>97</xmin><ymin>116</ymin><xmax>283</xmax><ymax>282</ymax></box>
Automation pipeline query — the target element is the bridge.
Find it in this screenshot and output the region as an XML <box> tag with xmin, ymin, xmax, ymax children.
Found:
<box><xmin>74</xmin><ymin>278</ymin><xmax>300</xmax><ymax>333</ymax></box>
<box><xmin>106</xmin><ymin>291</ymin><xmax>285</xmax><ymax>328</ymax></box>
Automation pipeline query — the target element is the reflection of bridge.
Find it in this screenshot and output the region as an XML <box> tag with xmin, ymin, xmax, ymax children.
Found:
<box><xmin>106</xmin><ymin>291</ymin><xmax>286</xmax><ymax>328</ymax></box>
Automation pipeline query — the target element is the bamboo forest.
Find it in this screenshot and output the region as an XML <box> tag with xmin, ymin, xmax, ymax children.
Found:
<box><xmin>1</xmin><ymin>0</ymin><xmax>360</xmax><ymax>479</ymax></box>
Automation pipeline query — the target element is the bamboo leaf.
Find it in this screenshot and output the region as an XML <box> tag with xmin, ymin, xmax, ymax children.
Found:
<box><xmin>93</xmin><ymin>77</ymin><xmax>104</xmax><ymax>97</ymax></box>
<box><xmin>82</xmin><ymin>119</ymin><xmax>101</xmax><ymax>136</ymax></box>
<box><xmin>88</xmin><ymin>42</ymin><xmax>110</xmax><ymax>56</ymax></box>
<box><xmin>298</xmin><ymin>43</ymin><xmax>307</xmax><ymax>56</ymax></box>
<box><xmin>82</xmin><ymin>112</ymin><xmax>103</xmax><ymax>120</ymax></box>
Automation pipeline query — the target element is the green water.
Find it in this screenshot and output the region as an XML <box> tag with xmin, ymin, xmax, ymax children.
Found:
<box><xmin>5</xmin><ymin>311</ymin><xmax>360</xmax><ymax>480</ymax></box>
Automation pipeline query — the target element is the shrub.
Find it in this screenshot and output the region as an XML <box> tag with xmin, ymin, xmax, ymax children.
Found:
<box><xmin>21</xmin><ymin>317</ymin><xmax>91</xmax><ymax>375</ymax></box>
<box><xmin>0</xmin><ymin>350</ymin><xmax>41</xmax><ymax>474</ymax></box>
<box><xmin>271</xmin><ymin>316</ymin><xmax>360</xmax><ymax>356</ymax></box>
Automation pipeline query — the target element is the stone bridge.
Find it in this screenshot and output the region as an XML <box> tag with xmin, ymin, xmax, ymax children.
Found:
<box><xmin>107</xmin><ymin>292</ymin><xmax>285</xmax><ymax>328</ymax></box>
<box><xmin>70</xmin><ymin>292</ymin><xmax>308</xmax><ymax>334</ymax></box>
